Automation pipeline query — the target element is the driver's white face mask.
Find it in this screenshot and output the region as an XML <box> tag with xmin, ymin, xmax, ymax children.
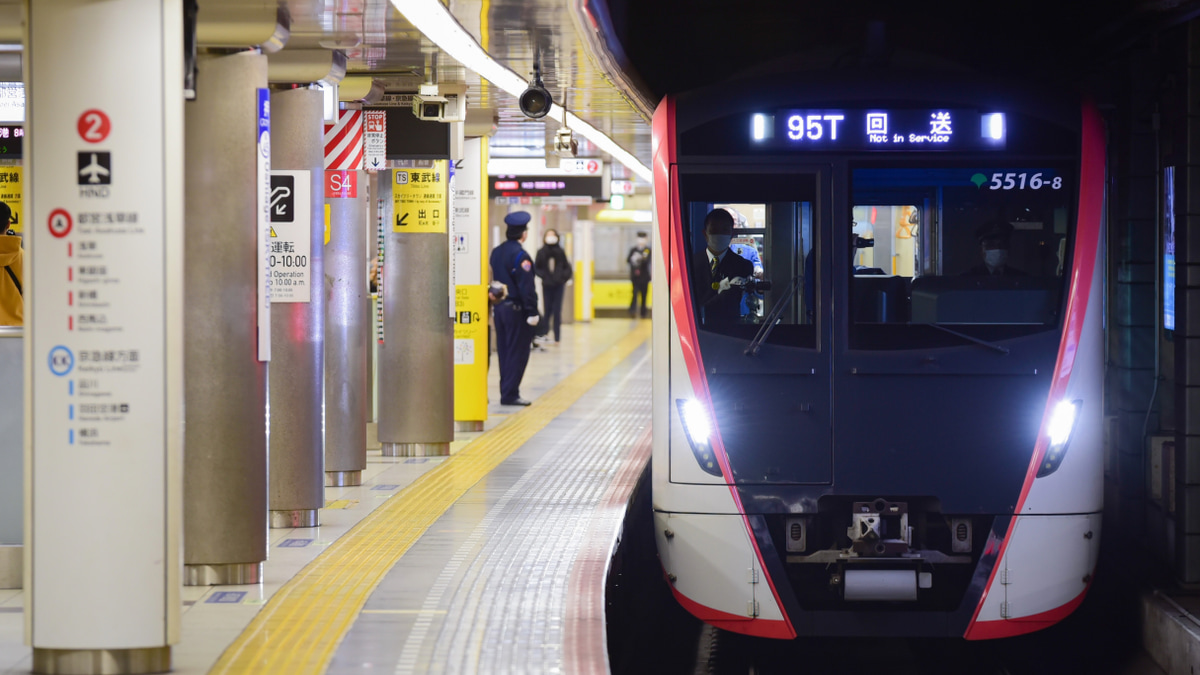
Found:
<box><xmin>984</xmin><ymin>249</ymin><xmax>1008</xmax><ymax>268</ymax></box>
<box><xmin>707</xmin><ymin>234</ymin><xmax>732</xmax><ymax>254</ymax></box>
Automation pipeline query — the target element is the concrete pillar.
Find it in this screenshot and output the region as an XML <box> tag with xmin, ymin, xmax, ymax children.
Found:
<box><xmin>182</xmin><ymin>51</ymin><xmax>268</xmax><ymax>585</ymax></box>
<box><xmin>269</xmin><ymin>88</ymin><xmax>325</xmax><ymax>528</ymax></box>
<box><xmin>26</xmin><ymin>1</ymin><xmax>183</xmax><ymax>671</ymax></box>
<box><xmin>378</xmin><ymin>163</ymin><xmax>454</xmax><ymax>456</ymax></box>
<box><xmin>324</xmin><ymin>170</ymin><xmax>368</xmax><ymax>486</ymax></box>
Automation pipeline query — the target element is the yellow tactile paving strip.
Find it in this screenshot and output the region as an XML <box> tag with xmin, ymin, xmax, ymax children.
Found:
<box><xmin>210</xmin><ymin>321</ymin><xmax>651</xmax><ymax>675</ymax></box>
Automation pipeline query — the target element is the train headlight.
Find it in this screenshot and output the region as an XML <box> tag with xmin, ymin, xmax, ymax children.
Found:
<box><xmin>677</xmin><ymin>399</ymin><xmax>722</xmax><ymax>477</ymax></box>
<box><xmin>1037</xmin><ymin>399</ymin><xmax>1081</xmax><ymax>478</ymax></box>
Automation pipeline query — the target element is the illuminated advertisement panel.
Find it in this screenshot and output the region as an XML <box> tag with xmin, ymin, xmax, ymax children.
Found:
<box><xmin>1165</xmin><ymin>166</ymin><xmax>1176</xmax><ymax>331</ymax></box>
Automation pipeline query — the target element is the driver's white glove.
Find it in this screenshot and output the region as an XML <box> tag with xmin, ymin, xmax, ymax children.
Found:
<box><xmin>526</xmin><ymin>315</ymin><xmax>540</xmax><ymax>326</ymax></box>
<box><xmin>716</xmin><ymin>277</ymin><xmax>733</xmax><ymax>293</ymax></box>
<box><xmin>730</xmin><ymin>276</ymin><xmax>748</xmax><ymax>287</ymax></box>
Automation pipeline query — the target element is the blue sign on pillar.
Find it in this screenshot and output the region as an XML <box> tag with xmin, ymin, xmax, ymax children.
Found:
<box><xmin>257</xmin><ymin>88</ymin><xmax>272</xmax><ymax>360</ymax></box>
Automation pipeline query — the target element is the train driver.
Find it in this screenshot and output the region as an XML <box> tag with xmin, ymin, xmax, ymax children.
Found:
<box><xmin>963</xmin><ymin>220</ymin><xmax>1028</xmax><ymax>276</ymax></box>
<box><xmin>694</xmin><ymin>208</ymin><xmax>754</xmax><ymax>329</ymax></box>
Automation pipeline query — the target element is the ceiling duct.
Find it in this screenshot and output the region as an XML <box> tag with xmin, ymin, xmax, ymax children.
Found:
<box><xmin>464</xmin><ymin>108</ymin><xmax>499</xmax><ymax>138</ymax></box>
<box><xmin>197</xmin><ymin>0</ymin><xmax>289</xmax><ymax>53</ymax></box>
<box><xmin>0</xmin><ymin>2</ymin><xmax>20</xmax><ymax>47</ymax></box>
<box><xmin>268</xmin><ymin>49</ymin><xmax>347</xmax><ymax>85</ymax></box>
<box><xmin>338</xmin><ymin>76</ymin><xmax>384</xmax><ymax>104</ymax></box>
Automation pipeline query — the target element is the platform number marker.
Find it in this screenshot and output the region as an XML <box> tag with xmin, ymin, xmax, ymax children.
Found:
<box><xmin>76</xmin><ymin>109</ymin><xmax>111</xmax><ymax>144</ymax></box>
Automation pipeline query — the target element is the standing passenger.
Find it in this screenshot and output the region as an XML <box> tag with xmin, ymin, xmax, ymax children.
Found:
<box><xmin>489</xmin><ymin>211</ymin><xmax>540</xmax><ymax>406</ymax></box>
<box><xmin>627</xmin><ymin>231</ymin><xmax>652</xmax><ymax>318</ymax></box>
<box><xmin>534</xmin><ymin>228</ymin><xmax>572</xmax><ymax>344</ymax></box>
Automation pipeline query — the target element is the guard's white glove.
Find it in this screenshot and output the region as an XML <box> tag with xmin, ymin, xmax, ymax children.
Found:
<box><xmin>716</xmin><ymin>278</ymin><xmax>733</xmax><ymax>293</ymax></box>
<box><xmin>526</xmin><ymin>315</ymin><xmax>540</xmax><ymax>326</ymax></box>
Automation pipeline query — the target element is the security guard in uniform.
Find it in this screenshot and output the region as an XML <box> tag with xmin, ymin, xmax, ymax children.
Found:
<box><xmin>490</xmin><ymin>211</ymin><xmax>540</xmax><ymax>406</ymax></box>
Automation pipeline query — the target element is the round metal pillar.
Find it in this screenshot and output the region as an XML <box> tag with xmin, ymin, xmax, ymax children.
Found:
<box><xmin>268</xmin><ymin>87</ymin><xmax>325</xmax><ymax>529</ymax></box>
<box><xmin>183</xmin><ymin>51</ymin><xmax>270</xmax><ymax>584</ymax></box>
<box><xmin>377</xmin><ymin>170</ymin><xmax>454</xmax><ymax>452</ymax></box>
<box><xmin>325</xmin><ymin>174</ymin><xmax>368</xmax><ymax>486</ymax></box>
<box><xmin>32</xmin><ymin>648</ymin><xmax>171</xmax><ymax>675</ymax></box>
<box><xmin>381</xmin><ymin>442</ymin><xmax>451</xmax><ymax>457</ymax></box>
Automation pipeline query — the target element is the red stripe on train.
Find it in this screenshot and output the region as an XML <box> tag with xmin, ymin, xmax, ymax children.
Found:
<box><xmin>964</xmin><ymin>101</ymin><xmax>1106</xmax><ymax>639</ymax></box>
<box><xmin>654</xmin><ymin>96</ymin><xmax>797</xmax><ymax>640</ymax></box>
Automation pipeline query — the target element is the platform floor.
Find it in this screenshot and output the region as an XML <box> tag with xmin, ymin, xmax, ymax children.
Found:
<box><xmin>0</xmin><ymin>318</ymin><xmax>651</xmax><ymax>675</ymax></box>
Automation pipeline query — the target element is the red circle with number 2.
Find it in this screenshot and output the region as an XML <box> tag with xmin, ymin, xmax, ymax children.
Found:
<box><xmin>77</xmin><ymin>110</ymin><xmax>111</xmax><ymax>144</ymax></box>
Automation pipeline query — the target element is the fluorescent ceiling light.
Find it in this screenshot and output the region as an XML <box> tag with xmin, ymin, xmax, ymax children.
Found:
<box><xmin>391</xmin><ymin>0</ymin><xmax>652</xmax><ymax>183</ymax></box>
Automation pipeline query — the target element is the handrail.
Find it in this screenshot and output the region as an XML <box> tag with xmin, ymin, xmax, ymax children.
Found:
<box><xmin>0</xmin><ymin>326</ymin><xmax>22</xmax><ymax>338</ymax></box>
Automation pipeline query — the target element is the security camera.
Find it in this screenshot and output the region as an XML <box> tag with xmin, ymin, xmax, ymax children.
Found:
<box><xmin>412</xmin><ymin>83</ymin><xmax>467</xmax><ymax>123</ymax></box>
<box><xmin>413</xmin><ymin>93</ymin><xmax>448</xmax><ymax>121</ymax></box>
<box><xmin>519</xmin><ymin>61</ymin><xmax>552</xmax><ymax>119</ymax></box>
<box><xmin>553</xmin><ymin>128</ymin><xmax>578</xmax><ymax>157</ymax></box>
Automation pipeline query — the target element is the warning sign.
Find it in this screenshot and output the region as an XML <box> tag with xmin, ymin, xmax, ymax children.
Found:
<box><xmin>364</xmin><ymin>110</ymin><xmax>386</xmax><ymax>170</ymax></box>
<box><xmin>392</xmin><ymin>160</ymin><xmax>448</xmax><ymax>234</ymax></box>
<box><xmin>0</xmin><ymin>165</ymin><xmax>20</xmax><ymax>232</ymax></box>
<box><xmin>269</xmin><ymin>170</ymin><xmax>312</xmax><ymax>303</ymax></box>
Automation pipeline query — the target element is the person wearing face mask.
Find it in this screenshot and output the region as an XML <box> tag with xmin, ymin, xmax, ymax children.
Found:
<box><xmin>627</xmin><ymin>231</ymin><xmax>652</xmax><ymax>318</ymax></box>
<box><xmin>534</xmin><ymin>228</ymin><xmax>573</xmax><ymax>343</ymax></box>
<box><xmin>693</xmin><ymin>208</ymin><xmax>754</xmax><ymax>329</ymax></box>
<box><xmin>963</xmin><ymin>221</ymin><xmax>1028</xmax><ymax>276</ymax></box>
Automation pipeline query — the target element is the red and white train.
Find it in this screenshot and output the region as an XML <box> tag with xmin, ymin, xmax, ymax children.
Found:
<box><xmin>650</xmin><ymin>70</ymin><xmax>1105</xmax><ymax>639</ymax></box>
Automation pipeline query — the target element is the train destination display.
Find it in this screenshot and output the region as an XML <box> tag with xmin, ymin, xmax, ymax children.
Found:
<box><xmin>752</xmin><ymin>109</ymin><xmax>1007</xmax><ymax>151</ymax></box>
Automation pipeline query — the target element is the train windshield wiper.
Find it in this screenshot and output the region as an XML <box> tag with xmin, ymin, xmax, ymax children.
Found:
<box><xmin>913</xmin><ymin>322</ymin><xmax>1010</xmax><ymax>355</ymax></box>
<box><xmin>745</xmin><ymin>273</ymin><xmax>803</xmax><ymax>357</ymax></box>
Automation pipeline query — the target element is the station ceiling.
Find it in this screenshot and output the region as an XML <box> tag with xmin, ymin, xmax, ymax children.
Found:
<box><xmin>278</xmin><ymin>0</ymin><xmax>653</xmax><ymax>177</ymax></box>
<box><xmin>271</xmin><ymin>0</ymin><xmax>1200</xmax><ymax>180</ymax></box>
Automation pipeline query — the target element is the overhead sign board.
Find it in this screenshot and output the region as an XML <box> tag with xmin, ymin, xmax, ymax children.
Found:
<box><xmin>489</xmin><ymin>175</ymin><xmax>603</xmax><ymax>200</ymax></box>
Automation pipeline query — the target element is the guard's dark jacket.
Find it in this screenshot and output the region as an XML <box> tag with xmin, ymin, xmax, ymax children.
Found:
<box><xmin>490</xmin><ymin>239</ymin><xmax>538</xmax><ymax>317</ymax></box>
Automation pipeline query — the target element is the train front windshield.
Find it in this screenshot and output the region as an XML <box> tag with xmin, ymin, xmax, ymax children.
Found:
<box><xmin>849</xmin><ymin>165</ymin><xmax>1074</xmax><ymax>348</ymax></box>
<box><xmin>684</xmin><ymin>165</ymin><xmax>1075</xmax><ymax>350</ymax></box>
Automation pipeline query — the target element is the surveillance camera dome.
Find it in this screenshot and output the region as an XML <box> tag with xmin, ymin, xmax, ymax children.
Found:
<box><xmin>519</xmin><ymin>84</ymin><xmax>552</xmax><ymax>119</ymax></box>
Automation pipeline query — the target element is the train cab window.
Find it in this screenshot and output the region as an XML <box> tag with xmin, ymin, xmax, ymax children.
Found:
<box><xmin>850</xmin><ymin>166</ymin><xmax>1074</xmax><ymax>349</ymax></box>
<box><xmin>679</xmin><ymin>172</ymin><xmax>818</xmax><ymax>348</ymax></box>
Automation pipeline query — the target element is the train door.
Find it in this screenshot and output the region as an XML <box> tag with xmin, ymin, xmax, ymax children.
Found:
<box><xmin>675</xmin><ymin>168</ymin><xmax>832</xmax><ymax>484</ymax></box>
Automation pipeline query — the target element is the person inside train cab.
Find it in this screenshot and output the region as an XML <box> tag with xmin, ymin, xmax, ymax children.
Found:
<box><xmin>963</xmin><ymin>220</ymin><xmax>1028</xmax><ymax>276</ymax></box>
<box><xmin>694</xmin><ymin>208</ymin><xmax>754</xmax><ymax>329</ymax></box>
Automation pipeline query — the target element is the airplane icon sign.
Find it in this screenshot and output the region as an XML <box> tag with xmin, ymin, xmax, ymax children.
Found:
<box><xmin>77</xmin><ymin>152</ymin><xmax>111</xmax><ymax>185</ymax></box>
